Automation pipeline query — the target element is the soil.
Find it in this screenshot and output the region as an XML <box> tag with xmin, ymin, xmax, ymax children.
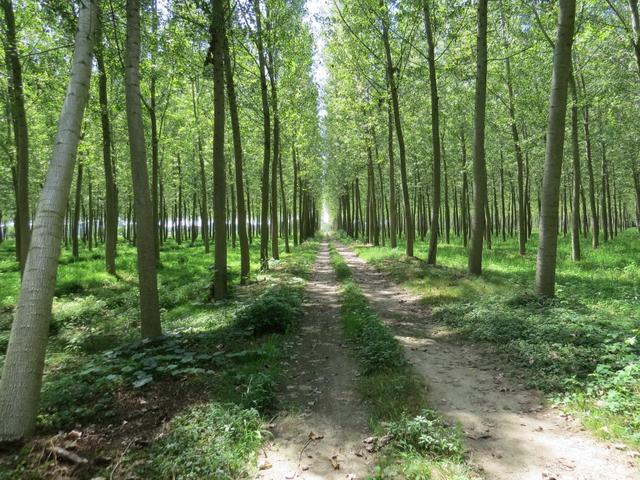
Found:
<box><xmin>333</xmin><ymin>242</ymin><xmax>640</xmax><ymax>480</ymax></box>
<box><xmin>257</xmin><ymin>242</ymin><xmax>374</xmax><ymax>480</ymax></box>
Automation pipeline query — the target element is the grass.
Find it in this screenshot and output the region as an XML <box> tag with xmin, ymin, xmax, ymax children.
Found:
<box><xmin>337</xmin><ymin>229</ymin><xmax>640</xmax><ymax>448</ymax></box>
<box><xmin>0</xmin><ymin>237</ymin><xmax>319</xmax><ymax>479</ymax></box>
<box><xmin>328</xmin><ymin>243</ymin><xmax>478</xmax><ymax>480</ymax></box>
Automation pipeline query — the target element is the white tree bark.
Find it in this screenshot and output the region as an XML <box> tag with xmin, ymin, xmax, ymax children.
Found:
<box><xmin>0</xmin><ymin>0</ymin><xmax>97</xmax><ymax>442</ymax></box>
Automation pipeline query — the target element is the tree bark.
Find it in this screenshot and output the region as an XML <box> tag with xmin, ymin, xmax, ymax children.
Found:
<box><xmin>569</xmin><ymin>73</ymin><xmax>581</xmax><ymax>261</ymax></box>
<box><xmin>253</xmin><ymin>0</ymin><xmax>271</xmax><ymax>269</ymax></box>
<box><xmin>2</xmin><ymin>0</ymin><xmax>30</xmax><ymax>273</ymax></box>
<box><xmin>381</xmin><ymin>0</ymin><xmax>413</xmax><ymax>256</ymax></box>
<box><xmin>534</xmin><ymin>0</ymin><xmax>576</xmax><ymax>297</ymax></box>
<box><xmin>0</xmin><ymin>0</ymin><xmax>96</xmax><ymax>441</ymax></box>
<box><xmin>125</xmin><ymin>0</ymin><xmax>162</xmax><ymax>335</ymax></box>
<box><xmin>468</xmin><ymin>0</ymin><xmax>488</xmax><ymax>275</ymax></box>
<box><xmin>209</xmin><ymin>0</ymin><xmax>227</xmax><ymax>299</ymax></box>
<box><xmin>423</xmin><ymin>0</ymin><xmax>442</xmax><ymax>265</ymax></box>
<box><xmin>223</xmin><ymin>20</ymin><xmax>250</xmax><ymax>283</ymax></box>
<box><xmin>96</xmin><ymin>19</ymin><xmax>117</xmax><ymax>274</ymax></box>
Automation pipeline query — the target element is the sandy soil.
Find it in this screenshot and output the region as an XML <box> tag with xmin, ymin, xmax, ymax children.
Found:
<box><xmin>334</xmin><ymin>242</ymin><xmax>639</xmax><ymax>480</ymax></box>
<box><xmin>256</xmin><ymin>242</ymin><xmax>374</xmax><ymax>480</ymax></box>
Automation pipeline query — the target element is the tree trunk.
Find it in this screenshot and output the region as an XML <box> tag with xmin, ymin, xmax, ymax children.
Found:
<box><xmin>223</xmin><ymin>24</ymin><xmax>250</xmax><ymax>283</ymax></box>
<box><xmin>210</xmin><ymin>0</ymin><xmax>227</xmax><ymax>299</ymax></box>
<box><xmin>387</xmin><ymin>101</ymin><xmax>397</xmax><ymax>248</ymax></box>
<box><xmin>381</xmin><ymin>0</ymin><xmax>413</xmax><ymax>256</ymax></box>
<box><xmin>569</xmin><ymin>73</ymin><xmax>581</xmax><ymax>261</ymax></box>
<box><xmin>0</xmin><ymin>0</ymin><xmax>96</xmax><ymax>441</ymax></box>
<box><xmin>96</xmin><ymin>19</ymin><xmax>117</xmax><ymax>274</ymax></box>
<box><xmin>268</xmin><ymin>47</ymin><xmax>280</xmax><ymax>260</ymax></box>
<box><xmin>500</xmin><ymin>8</ymin><xmax>527</xmax><ymax>256</ymax></box>
<box><xmin>191</xmin><ymin>80</ymin><xmax>210</xmax><ymax>253</ymax></box>
<box><xmin>125</xmin><ymin>0</ymin><xmax>162</xmax><ymax>335</ymax></box>
<box><xmin>292</xmin><ymin>146</ymin><xmax>298</xmax><ymax>245</ymax></box>
<box><xmin>2</xmin><ymin>0</ymin><xmax>30</xmax><ymax>273</ymax></box>
<box><xmin>72</xmin><ymin>161</ymin><xmax>83</xmax><ymax>259</ymax></box>
<box><xmin>253</xmin><ymin>0</ymin><xmax>271</xmax><ymax>269</ymax></box>
<box><xmin>423</xmin><ymin>0</ymin><xmax>442</xmax><ymax>265</ymax></box>
<box><xmin>534</xmin><ymin>0</ymin><xmax>576</xmax><ymax>297</ymax></box>
<box><xmin>468</xmin><ymin>0</ymin><xmax>488</xmax><ymax>275</ymax></box>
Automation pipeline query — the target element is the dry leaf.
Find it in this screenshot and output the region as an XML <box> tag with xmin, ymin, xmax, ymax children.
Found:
<box><xmin>331</xmin><ymin>455</ymin><xmax>340</xmax><ymax>470</ymax></box>
<box><xmin>258</xmin><ymin>459</ymin><xmax>272</xmax><ymax>470</ymax></box>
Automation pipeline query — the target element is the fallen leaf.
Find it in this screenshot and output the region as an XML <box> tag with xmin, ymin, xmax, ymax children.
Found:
<box><xmin>258</xmin><ymin>459</ymin><xmax>272</xmax><ymax>470</ymax></box>
<box><xmin>309</xmin><ymin>431</ymin><xmax>324</xmax><ymax>441</ymax></box>
<box><xmin>331</xmin><ymin>455</ymin><xmax>340</xmax><ymax>470</ymax></box>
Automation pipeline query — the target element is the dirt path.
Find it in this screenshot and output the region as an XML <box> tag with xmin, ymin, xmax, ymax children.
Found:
<box><xmin>334</xmin><ymin>242</ymin><xmax>639</xmax><ymax>480</ymax></box>
<box><xmin>256</xmin><ymin>242</ymin><xmax>373</xmax><ymax>480</ymax></box>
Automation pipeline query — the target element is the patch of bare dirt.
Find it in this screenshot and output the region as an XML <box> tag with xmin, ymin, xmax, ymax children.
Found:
<box><xmin>257</xmin><ymin>242</ymin><xmax>373</xmax><ymax>480</ymax></box>
<box><xmin>334</xmin><ymin>242</ymin><xmax>640</xmax><ymax>480</ymax></box>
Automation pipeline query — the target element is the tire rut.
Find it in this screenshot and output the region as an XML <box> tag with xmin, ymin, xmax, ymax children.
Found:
<box><xmin>334</xmin><ymin>242</ymin><xmax>639</xmax><ymax>480</ymax></box>
<box><xmin>256</xmin><ymin>242</ymin><xmax>373</xmax><ymax>480</ymax></box>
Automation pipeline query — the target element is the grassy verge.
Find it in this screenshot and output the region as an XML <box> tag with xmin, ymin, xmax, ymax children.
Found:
<box><xmin>0</xmin><ymin>238</ymin><xmax>319</xmax><ymax>480</ymax></box>
<box><xmin>328</xmin><ymin>243</ymin><xmax>477</xmax><ymax>480</ymax></box>
<box><xmin>336</xmin><ymin>230</ymin><xmax>640</xmax><ymax>449</ymax></box>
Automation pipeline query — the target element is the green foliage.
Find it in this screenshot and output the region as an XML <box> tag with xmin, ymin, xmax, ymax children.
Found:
<box><xmin>236</xmin><ymin>286</ymin><xmax>302</xmax><ymax>336</ymax></box>
<box><xmin>133</xmin><ymin>403</ymin><xmax>263</xmax><ymax>480</ymax></box>
<box><xmin>387</xmin><ymin>410</ymin><xmax>463</xmax><ymax>459</ymax></box>
<box><xmin>341</xmin><ymin>282</ymin><xmax>406</xmax><ymax>373</ymax></box>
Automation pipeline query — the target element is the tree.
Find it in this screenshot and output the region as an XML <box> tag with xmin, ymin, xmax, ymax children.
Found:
<box><xmin>125</xmin><ymin>0</ymin><xmax>162</xmax><ymax>335</ymax></box>
<box><xmin>534</xmin><ymin>0</ymin><xmax>577</xmax><ymax>297</ymax></box>
<box><xmin>423</xmin><ymin>0</ymin><xmax>442</xmax><ymax>266</ymax></box>
<box><xmin>210</xmin><ymin>0</ymin><xmax>227</xmax><ymax>300</ymax></box>
<box><xmin>223</xmin><ymin>7</ymin><xmax>249</xmax><ymax>284</ymax></box>
<box><xmin>0</xmin><ymin>0</ymin><xmax>97</xmax><ymax>441</ymax></box>
<box><xmin>1</xmin><ymin>0</ymin><xmax>30</xmax><ymax>273</ymax></box>
<box><xmin>468</xmin><ymin>0</ymin><xmax>489</xmax><ymax>275</ymax></box>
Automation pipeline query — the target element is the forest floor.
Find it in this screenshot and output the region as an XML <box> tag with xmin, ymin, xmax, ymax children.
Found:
<box><xmin>256</xmin><ymin>242</ymin><xmax>374</xmax><ymax>479</ymax></box>
<box><xmin>331</xmin><ymin>235</ymin><xmax>640</xmax><ymax>479</ymax></box>
<box><xmin>0</xmin><ymin>238</ymin><xmax>320</xmax><ymax>479</ymax></box>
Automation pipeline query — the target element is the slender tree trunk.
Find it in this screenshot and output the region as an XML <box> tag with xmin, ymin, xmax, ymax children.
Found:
<box><xmin>461</xmin><ymin>131</ymin><xmax>469</xmax><ymax>247</ymax></box>
<box><xmin>96</xmin><ymin>20</ymin><xmax>117</xmax><ymax>274</ymax></box>
<box><xmin>442</xmin><ymin>136</ymin><xmax>450</xmax><ymax>244</ymax></box>
<box><xmin>534</xmin><ymin>0</ymin><xmax>576</xmax><ymax>297</ymax></box>
<box><xmin>191</xmin><ymin>80</ymin><xmax>210</xmax><ymax>253</ymax></box>
<box><xmin>500</xmin><ymin>8</ymin><xmax>527</xmax><ymax>255</ymax></box>
<box><xmin>267</xmin><ymin>48</ymin><xmax>280</xmax><ymax>260</ymax></box>
<box><xmin>125</xmin><ymin>0</ymin><xmax>162</xmax><ymax>335</ymax></box>
<box><xmin>601</xmin><ymin>143</ymin><xmax>609</xmax><ymax>242</ymax></box>
<box><xmin>211</xmin><ymin>0</ymin><xmax>227</xmax><ymax>299</ymax></box>
<box><xmin>278</xmin><ymin>151</ymin><xmax>290</xmax><ymax>253</ymax></box>
<box><xmin>468</xmin><ymin>0</ymin><xmax>488</xmax><ymax>275</ymax></box>
<box><xmin>292</xmin><ymin>146</ymin><xmax>298</xmax><ymax>246</ymax></box>
<box><xmin>381</xmin><ymin>0</ymin><xmax>413</xmax><ymax>256</ymax></box>
<box><xmin>569</xmin><ymin>73</ymin><xmax>581</xmax><ymax>261</ymax></box>
<box><xmin>0</xmin><ymin>0</ymin><xmax>96</xmax><ymax>441</ymax></box>
<box><xmin>72</xmin><ymin>162</ymin><xmax>83</xmax><ymax>259</ymax></box>
<box><xmin>387</xmin><ymin>101</ymin><xmax>397</xmax><ymax>248</ymax></box>
<box><xmin>2</xmin><ymin>0</ymin><xmax>30</xmax><ymax>273</ymax></box>
<box><xmin>253</xmin><ymin>0</ymin><xmax>271</xmax><ymax>269</ymax></box>
<box><xmin>423</xmin><ymin>0</ymin><xmax>442</xmax><ymax>265</ymax></box>
<box><xmin>149</xmin><ymin>1</ymin><xmax>160</xmax><ymax>262</ymax></box>
<box><xmin>223</xmin><ymin>25</ymin><xmax>250</xmax><ymax>283</ymax></box>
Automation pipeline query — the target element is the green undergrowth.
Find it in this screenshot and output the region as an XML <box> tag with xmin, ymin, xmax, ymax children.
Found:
<box><xmin>328</xmin><ymin>243</ymin><xmax>477</xmax><ymax>480</ymax></box>
<box><xmin>0</xmin><ymin>238</ymin><xmax>319</xmax><ymax>479</ymax></box>
<box><xmin>337</xmin><ymin>230</ymin><xmax>640</xmax><ymax>449</ymax></box>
